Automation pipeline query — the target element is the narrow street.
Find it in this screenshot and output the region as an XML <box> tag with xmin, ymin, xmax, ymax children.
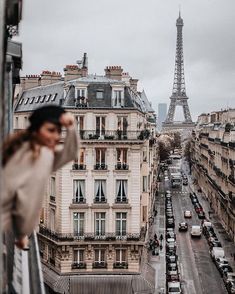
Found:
<box><xmin>150</xmin><ymin>157</ymin><xmax>234</xmax><ymax>294</ymax></box>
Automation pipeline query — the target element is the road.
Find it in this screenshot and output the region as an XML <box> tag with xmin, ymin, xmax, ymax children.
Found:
<box><xmin>166</xmin><ymin>158</ymin><xmax>227</xmax><ymax>294</ymax></box>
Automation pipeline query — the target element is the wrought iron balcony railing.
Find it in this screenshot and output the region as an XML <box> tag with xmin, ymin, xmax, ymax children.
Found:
<box><xmin>94</xmin><ymin>197</ymin><xmax>107</xmax><ymax>203</ymax></box>
<box><xmin>94</xmin><ymin>163</ymin><xmax>108</xmax><ymax>170</ymax></box>
<box><xmin>72</xmin><ymin>198</ymin><xmax>86</xmax><ymax>204</ymax></box>
<box><xmin>50</xmin><ymin>195</ymin><xmax>55</xmax><ymax>202</ymax></box>
<box><xmin>71</xmin><ymin>262</ymin><xmax>86</xmax><ymax>269</ymax></box>
<box><xmin>38</xmin><ymin>225</ymin><xmax>144</xmax><ymax>242</ymax></box>
<box><xmin>113</xmin><ymin>262</ymin><xmax>128</xmax><ymax>269</ymax></box>
<box><xmin>80</xmin><ymin>130</ymin><xmax>150</xmax><ymax>141</ymax></box>
<box><xmin>92</xmin><ymin>262</ymin><xmax>107</xmax><ymax>269</ymax></box>
<box><xmin>115</xmin><ymin>163</ymin><xmax>129</xmax><ymax>170</ymax></box>
<box><xmin>72</xmin><ymin>163</ymin><xmax>86</xmax><ymax>170</ymax></box>
<box><xmin>115</xmin><ymin>197</ymin><xmax>128</xmax><ymax>203</ymax></box>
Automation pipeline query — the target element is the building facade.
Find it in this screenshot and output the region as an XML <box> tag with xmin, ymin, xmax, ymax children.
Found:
<box><xmin>191</xmin><ymin>109</ymin><xmax>235</xmax><ymax>242</ymax></box>
<box><xmin>14</xmin><ymin>60</ymin><xmax>158</xmax><ymax>293</ymax></box>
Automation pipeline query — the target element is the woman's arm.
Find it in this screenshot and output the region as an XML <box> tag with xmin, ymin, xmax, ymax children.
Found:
<box><xmin>53</xmin><ymin>113</ymin><xmax>79</xmax><ymax>171</ymax></box>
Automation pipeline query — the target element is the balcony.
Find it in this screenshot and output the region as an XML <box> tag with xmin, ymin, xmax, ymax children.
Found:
<box><xmin>115</xmin><ymin>163</ymin><xmax>129</xmax><ymax>170</ymax></box>
<box><xmin>38</xmin><ymin>225</ymin><xmax>144</xmax><ymax>242</ymax></box>
<box><xmin>72</xmin><ymin>198</ymin><xmax>86</xmax><ymax>204</ymax></box>
<box><xmin>94</xmin><ymin>163</ymin><xmax>108</xmax><ymax>170</ymax></box>
<box><xmin>92</xmin><ymin>262</ymin><xmax>107</xmax><ymax>269</ymax></box>
<box><xmin>115</xmin><ymin>197</ymin><xmax>128</xmax><ymax>203</ymax></box>
<box><xmin>221</xmin><ymin>141</ymin><xmax>228</xmax><ymax>147</ymax></box>
<box><xmin>71</xmin><ymin>262</ymin><xmax>86</xmax><ymax>269</ymax></box>
<box><xmin>229</xmin><ymin>142</ymin><xmax>235</xmax><ymax>149</ymax></box>
<box><xmin>94</xmin><ymin>197</ymin><xmax>107</xmax><ymax>203</ymax></box>
<box><xmin>113</xmin><ymin>262</ymin><xmax>128</xmax><ymax>269</ymax></box>
<box><xmin>80</xmin><ymin>130</ymin><xmax>150</xmax><ymax>141</ymax></box>
<box><xmin>50</xmin><ymin>195</ymin><xmax>56</xmax><ymax>202</ymax></box>
<box><xmin>72</xmin><ymin>163</ymin><xmax>86</xmax><ymax>170</ymax></box>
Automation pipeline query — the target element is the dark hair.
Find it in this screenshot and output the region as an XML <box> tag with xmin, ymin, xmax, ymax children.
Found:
<box><xmin>2</xmin><ymin>129</ymin><xmax>39</xmax><ymax>167</ymax></box>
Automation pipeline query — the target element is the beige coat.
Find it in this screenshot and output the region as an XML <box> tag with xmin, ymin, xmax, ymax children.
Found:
<box><xmin>2</xmin><ymin>126</ymin><xmax>78</xmax><ymax>238</ymax></box>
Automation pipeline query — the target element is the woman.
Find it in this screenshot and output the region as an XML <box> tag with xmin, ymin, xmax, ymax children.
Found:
<box><xmin>2</xmin><ymin>105</ymin><xmax>78</xmax><ymax>249</ymax></box>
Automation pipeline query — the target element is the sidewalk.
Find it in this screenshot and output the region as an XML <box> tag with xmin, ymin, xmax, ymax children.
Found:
<box><xmin>189</xmin><ymin>178</ymin><xmax>235</xmax><ymax>270</ymax></box>
<box><xmin>149</xmin><ymin>188</ymin><xmax>166</xmax><ymax>294</ymax></box>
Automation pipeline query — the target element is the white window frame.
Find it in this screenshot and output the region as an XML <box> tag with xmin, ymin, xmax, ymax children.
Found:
<box><xmin>112</xmin><ymin>89</ymin><xmax>124</xmax><ymax>107</ymax></box>
<box><xmin>73</xmin><ymin>249</ymin><xmax>84</xmax><ymax>263</ymax></box>
<box><xmin>51</xmin><ymin>177</ymin><xmax>56</xmax><ymax>197</ymax></box>
<box><xmin>95</xmin><ymin>212</ymin><xmax>105</xmax><ymax>236</ymax></box>
<box><xmin>116</xmin><ymin>212</ymin><xmax>127</xmax><ymax>236</ymax></box>
<box><xmin>73</xmin><ymin>212</ymin><xmax>85</xmax><ymax>236</ymax></box>
<box><xmin>96</xmin><ymin>90</ymin><xmax>104</xmax><ymax>99</ymax></box>
<box><xmin>75</xmin><ymin>88</ymin><xmax>86</xmax><ymax>99</ymax></box>
<box><xmin>116</xmin><ymin>180</ymin><xmax>127</xmax><ymax>201</ymax></box>
<box><xmin>94</xmin><ymin>180</ymin><xmax>106</xmax><ymax>201</ymax></box>
<box><xmin>73</xmin><ymin>180</ymin><xmax>85</xmax><ymax>201</ymax></box>
<box><xmin>116</xmin><ymin>249</ymin><xmax>127</xmax><ymax>262</ymax></box>
<box><xmin>51</xmin><ymin>93</ymin><xmax>57</xmax><ymax>101</ymax></box>
<box><xmin>94</xmin><ymin>249</ymin><xmax>105</xmax><ymax>263</ymax></box>
<box><xmin>143</xmin><ymin>176</ymin><xmax>147</xmax><ymax>192</ymax></box>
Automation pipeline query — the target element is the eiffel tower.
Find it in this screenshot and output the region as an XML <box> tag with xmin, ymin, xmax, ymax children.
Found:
<box><xmin>162</xmin><ymin>12</ymin><xmax>195</xmax><ymax>132</ymax></box>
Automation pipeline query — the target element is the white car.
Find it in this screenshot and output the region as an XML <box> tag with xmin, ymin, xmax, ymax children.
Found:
<box><xmin>167</xmin><ymin>281</ymin><xmax>182</xmax><ymax>293</ymax></box>
<box><xmin>184</xmin><ymin>210</ymin><xmax>192</xmax><ymax>218</ymax></box>
<box><xmin>191</xmin><ymin>225</ymin><xmax>202</xmax><ymax>237</ymax></box>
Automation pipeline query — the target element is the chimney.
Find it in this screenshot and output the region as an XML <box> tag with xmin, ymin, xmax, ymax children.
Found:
<box><xmin>41</xmin><ymin>70</ymin><xmax>53</xmax><ymax>86</ymax></box>
<box><xmin>129</xmin><ymin>78</ymin><xmax>138</xmax><ymax>91</ymax></box>
<box><xmin>81</xmin><ymin>52</ymin><xmax>88</xmax><ymax>77</ymax></box>
<box><xmin>105</xmin><ymin>66</ymin><xmax>123</xmax><ymax>81</ymax></box>
<box><xmin>64</xmin><ymin>65</ymin><xmax>82</xmax><ymax>82</ymax></box>
<box><xmin>20</xmin><ymin>75</ymin><xmax>40</xmax><ymax>90</ymax></box>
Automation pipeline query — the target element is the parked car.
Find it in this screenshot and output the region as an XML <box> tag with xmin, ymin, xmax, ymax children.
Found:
<box><xmin>189</xmin><ymin>193</ymin><xmax>197</xmax><ymax>200</ymax></box>
<box><xmin>223</xmin><ymin>272</ymin><xmax>235</xmax><ymax>286</ymax></box>
<box><xmin>208</xmin><ymin>237</ymin><xmax>222</xmax><ymax>249</ymax></box>
<box><xmin>166</xmin><ymin>254</ymin><xmax>178</xmax><ymax>263</ymax></box>
<box><xmin>166</xmin><ymin>231</ymin><xmax>176</xmax><ymax>240</ymax></box>
<box><xmin>226</xmin><ymin>281</ymin><xmax>235</xmax><ymax>294</ymax></box>
<box><xmin>191</xmin><ymin>225</ymin><xmax>202</xmax><ymax>237</ymax></box>
<box><xmin>166</xmin><ymin>227</ymin><xmax>174</xmax><ymax>234</ymax></box>
<box><xmin>194</xmin><ymin>203</ymin><xmax>203</xmax><ymax>213</ymax></box>
<box><xmin>178</xmin><ymin>222</ymin><xmax>188</xmax><ymax>232</ymax></box>
<box><xmin>197</xmin><ymin>211</ymin><xmax>206</xmax><ymax>219</ymax></box>
<box><xmin>210</xmin><ymin>247</ymin><xmax>225</xmax><ymax>261</ymax></box>
<box><xmin>191</xmin><ymin>197</ymin><xmax>199</xmax><ymax>204</ymax></box>
<box><xmin>218</xmin><ymin>264</ymin><xmax>233</xmax><ymax>276</ymax></box>
<box><xmin>215</xmin><ymin>257</ymin><xmax>229</xmax><ymax>269</ymax></box>
<box><xmin>166</xmin><ymin>242</ymin><xmax>177</xmax><ymax>254</ymax></box>
<box><xmin>166</xmin><ymin>238</ymin><xmax>176</xmax><ymax>246</ymax></box>
<box><xmin>184</xmin><ymin>210</ymin><xmax>192</xmax><ymax>218</ymax></box>
<box><xmin>166</xmin><ymin>263</ymin><xmax>180</xmax><ymax>281</ymax></box>
<box><xmin>167</xmin><ymin>281</ymin><xmax>182</xmax><ymax>294</ymax></box>
<box><xmin>166</xmin><ymin>218</ymin><xmax>175</xmax><ymax>229</ymax></box>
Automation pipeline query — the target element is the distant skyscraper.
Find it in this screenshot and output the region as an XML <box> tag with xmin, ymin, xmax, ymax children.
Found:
<box><xmin>158</xmin><ymin>103</ymin><xmax>167</xmax><ymax>131</ymax></box>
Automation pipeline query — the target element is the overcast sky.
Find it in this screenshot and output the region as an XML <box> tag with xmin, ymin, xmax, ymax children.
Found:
<box><xmin>15</xmin><ymin>0</ymin><xmax>235</xmax><ymax>121</ymax></box>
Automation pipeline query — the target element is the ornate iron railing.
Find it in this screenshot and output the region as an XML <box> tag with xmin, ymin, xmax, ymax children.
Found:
<box><xmin>80</xmin><ymin>130</ymin><xmax>150</xmax><ymax>141</ymax></box>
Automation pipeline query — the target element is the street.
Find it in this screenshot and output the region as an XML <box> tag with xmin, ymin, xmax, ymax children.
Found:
<box><xmin>150</xmin><ymin>157</ymin><xmax>231</xmax><ymax>294</ymax></box>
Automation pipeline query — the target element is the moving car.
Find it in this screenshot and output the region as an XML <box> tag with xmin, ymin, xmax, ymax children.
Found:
<box><xmin>178</xmin><ymin>222</ymin><xmax>188</xmax><ymax>232</ymax></box>
<box><xmin>191</xmin><ymin>225</ymin><xmax>202</xmax><ymax>237</ymax></box>
<box><xmin>182</xmin><ymin>177</ymin><xmax>188</xmax><ymax>185</ymax></box>
<box><xmin>166</xmin><ymin>263</ymin><xmax>180</xmax><ymax>281</ymax></box>
<box><xmin>184</xmin><ymin>210</ymin><xmax>192</xmax><ymax>218</ymax></box>
<box><xmin>218</xmin><ymin>264</ymin><xmax>233</xmax><ymax>276</ymax></box>
<box><xmin>197</xmin><ymin>211</ymin><xmax>206</xmax><ymax>219</ymax></box>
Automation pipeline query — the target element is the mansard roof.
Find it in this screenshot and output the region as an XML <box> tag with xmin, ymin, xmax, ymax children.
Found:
<box><xmin>15</xmin><ymin>75</ymin><xmax>152</xmax><ymax>114</ymax></box>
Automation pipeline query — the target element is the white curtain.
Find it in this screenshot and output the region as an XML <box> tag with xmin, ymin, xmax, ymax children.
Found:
<box><xmin>123</xmin><ymin>180</ymin><xmax>127</xmax><ymax>197</ymax></box>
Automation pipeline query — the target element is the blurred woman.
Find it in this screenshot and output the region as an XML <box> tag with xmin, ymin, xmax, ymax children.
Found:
<box><xmin>2</xmin><ymin>105</ymin><xmax>78</xmax><ymax>249</ymax></box>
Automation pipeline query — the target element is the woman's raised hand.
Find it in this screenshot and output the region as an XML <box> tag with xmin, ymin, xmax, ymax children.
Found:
<box><xmin>60</xmin><ymin>113</ymin><xmax>75</xmax><ymax>128</ymax></box>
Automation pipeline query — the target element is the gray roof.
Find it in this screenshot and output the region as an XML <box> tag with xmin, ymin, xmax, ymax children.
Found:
<box><xmin>140</xmin><ymin>90</ymin><xmax>155</xmax><ymax>113</ymax></box>
<box><xmin>15</xmin><ymin>76</ymin><xmax>154</xmax><ymax>114</ymax></box>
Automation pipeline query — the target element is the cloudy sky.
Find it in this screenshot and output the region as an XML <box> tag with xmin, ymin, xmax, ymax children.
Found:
<box><xmin>15</xmin><ymin>0</ymin><xmax>235</xmax><ymax>121</ymax></box>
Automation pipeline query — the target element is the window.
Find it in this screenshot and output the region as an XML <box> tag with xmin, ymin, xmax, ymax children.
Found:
<box><xmin>95</xmin><ymin>148</ymin><xmax>106</xmax><ymax>165</ymax></box>
<box><xmin>51</xmin><ymin>93</ymin><xmax>57</xmax><ymax>101</ymax></box>
<box><xmin>35</xmin><ymin>96</ymin><xmax>40</xmax><ymax>103</ymax></box>
<box><xmin>117</xmin><ymin>148</ymin><xmax>127</xmax><ymax>164</ymax></box>
<box><xmin>50</xmin><ymin>209</ymin><xmax>55</xmax><ymax>231</ymax></box>
<box><xmin>143</xmin><ymin>150</ymin><xmax>147</xmax><ymax>162</ymax></box>
<box><xmin>94</xmin><ymin>180</ymin><xmax>106</xmax><ymax>201</ymax></box>
<box><xmin>94</xmin><ymin>249</ymin><xmax>105</xmax><ymax>263</ymax></box>
<box><xmin>96</xmin><ymin>91</ymin><xmax>103</xmax><ymax>99</ymax></box>
<box><xmin>76</xmin><ymin>116</ymin><xmax>84</xmax><ymax>131</ymax></box>
<box><xmin>143</xmin><ymin>176</ymin><xmax>147</xmax><ymax>192</ymax></box>
<box><xmin>116</xmin><ymin>212</ymin><xmax>127</xmax><ymax>236</ymax></box>
<box><xmin>113</xmin><ymin>90</ymin><xmax>123</xmax><ymax>107</ymax></box>
<box><xmin>73</xmin><ymin>212</ymin><xmax>85</xmax><ymax>236</ymax></box>
<box><xmin>29</xmin><ymin>97</ymin><xmax>35</xmax><ymax>104</ymax></box>
<box><xmin>96</xmin><ymin>116</ymin><xmax>105</xmax><ymax>136</ymax></box>
<box><xmin>116</xmin><ymin>249</ymin><xmax>127</xmax><ymax>262</ymax></box>
<box><xmin>73</xmin><ymin>180</ymin><xmax>85</xmax><ymax>201</ymax></box>
<box><xmin>116</xmin><ymin>180</ymin><xmax>127</xmax><ymax>201</ymax></box>
<box><xmin>24</xmin><ymin>117</ymin><xmax>28</xmax><ymax>128</ymax></box>
<box><xmin>73</xmin><ymin>249</ymin><xmax>84</xmax><ymax>263</ymax></box>
<box><xmin>24</xmin><ymin>97</ymin><xmax>30</xmax><ymax>104</ymax></box>
<box><xmin>19</xmin><ymin>98</ymin><xmax>24</xmax><ymax>105</ymax></box>
<box><xmin>40</xmin><ymin>95</ymin><xmax>46</xmax><ymax>103</ymax></box>
<box><xmin>76</xmin><ymin>88</ymin><xmax>86</xmax><ymax>98</ymax></box>
<box><xmin>117</xmin><ymin>117</ymin><xmax>128</xmax><ymax>133</ymax></box>
<box><xmin>51</xmin><ymin>177</ymin><xmax>56</xmax><ymax>197</ymax></box>
<box><xmin>45</xmin><ymin>94</ymin><xmax>51</xmax><ymax>102</ymax></box>
<box><xmin>142</xmin><ymin>206</ymin><xmax>147</xmax><ymax>222</ymax></box>
<box><xmin>95</xmin><ymin>212</ymin><xmax>105</xmax><ymax>236</ymax></box>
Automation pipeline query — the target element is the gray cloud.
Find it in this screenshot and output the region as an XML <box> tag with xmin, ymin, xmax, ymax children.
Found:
<box><xmin>15</xmin><ymin>0</ymin><xmax>235</xmax><ymax>121</ymax></box>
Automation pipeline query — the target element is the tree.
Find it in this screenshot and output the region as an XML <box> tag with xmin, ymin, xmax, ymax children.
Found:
<box><xmin>171</xmin><ymin>132</ymin><xmax>181</xmax><ymax>152</ymax></box>
<box><xmin>184</xmin><ymin>139</ymin><xmax>192</xmax><ymax>174</ymax></box>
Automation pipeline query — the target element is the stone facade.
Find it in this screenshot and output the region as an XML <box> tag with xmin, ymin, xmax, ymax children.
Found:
<box><xmin>191</xmin><ymin>109</ymin><xmax>235</xmax><ymax>241</ymax></box>
<box><xmin>14</xmin><ymin>60</ymin><xmax>158</xmax><ymax>291</ymax></box>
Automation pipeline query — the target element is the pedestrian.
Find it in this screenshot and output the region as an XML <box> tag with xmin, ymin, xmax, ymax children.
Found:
<box><xmin>160</xmin><ymin>234</ymin><xmax>163</xmax><ymax>242</ymax></box>
<box><xmin>2</xmin><ymin>105</ymin><xmax>78</xmax><ymax>249</ymax></box>
<box><xmin>208</xmin><ymin>211</ymin><xmax>211</xmax><ymax>218</ymax></box>
<box><xmin>154</xmin><ymin>233</ymin><xmax>158</xmax><ymax>241</ymax></box>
